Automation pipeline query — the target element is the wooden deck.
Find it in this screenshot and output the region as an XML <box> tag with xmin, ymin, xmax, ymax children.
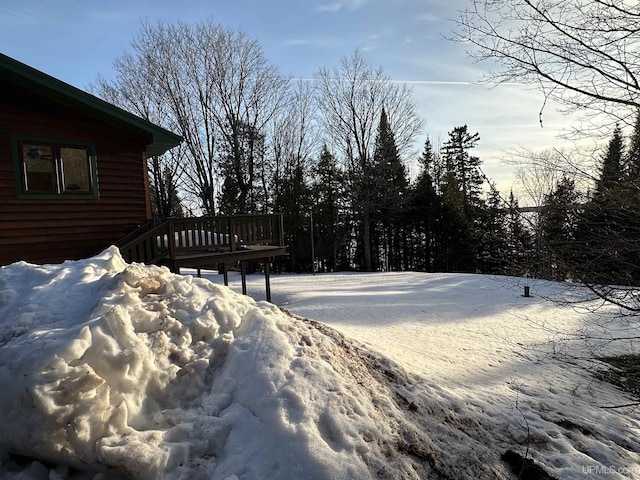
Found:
<box><xmin>117</xmin><ymin>214</ymin><xmax>287</xmax><ymax>301</ymax></box>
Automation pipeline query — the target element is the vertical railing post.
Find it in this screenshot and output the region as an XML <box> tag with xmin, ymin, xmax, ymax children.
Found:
<box><xmin>229</xmin><ymin>216</ymin><xmax>236</xmax><ymax>251</ymax></box>
<box><xmin>278</xmin><ymin>213</ymin><xmax>284</xmax><ymax>246</ymax></box>
<box><xmin>168</xmin><ymin>219</ymin><xmax>176</xmax><ymax>260</ymax></box>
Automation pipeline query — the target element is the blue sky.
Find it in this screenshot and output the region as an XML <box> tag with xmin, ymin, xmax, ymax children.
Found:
<box><xmin>0</xmin><ymin>0</ymin><xmax>575</xmax><ymax>195</ymax></box>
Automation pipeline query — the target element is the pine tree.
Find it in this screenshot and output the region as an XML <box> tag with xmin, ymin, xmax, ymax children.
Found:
<box><xmin>505</xmin><ymin>191</ymin><xmax>533</xmax><ymax>277</ymax></box>
<box><xmin>276</xmin><ymin>163</ymin><xmax>313</xmax><ymax>273</ymax></box>
<box><xmin>437</xmin><ymin>126</ymin><xmax>486</xmax><ymax>272</ymax></box>
<box><xmin>625</xmin><ymin>111</ymin><xmax>640</xmax><ymax>182</ymax></box>
<box><xmin>438</xmin><ymin>174</ymin><xmax>475</xmax><ymax>272</ymax></box>
<box><xmin>572</xmin><ymin>124</ymin><xmax>640</xmax><ymax>286</ymax></box>
<box><xmin>419</xmin><ymin>137</ymin><xmax>444</xmax><ymax>195</ymax></box>
<box><xmin>418</xmin><ymin>137</ymin><xmax>436</xmax><ymax>171</ymax></box>
<box><xmin>311</xmin><ymin>145</ymin><xmax>348</xmax><ymax>272</ymax></box>
<box><xmin>218</xmin><ymin>122</ymin><xmax>266</xmax><ymax>214</ymax></box>
<box><xmin>441</xmin><ymin>125</ymin><xmax>483</xmax><ymax>213</ymax></box>
<box><xmin>539</xmin><ymin>176</ymin><xmax>580</xmax><ymax>281</ymax></box>
<box><xmin>371</xmin><ymin>108</ymin><xmax>408</xmax><ymax>270</ymax></box>
<box><xmin>408</xmin><ymin>138</ymin><xmax>442</xmax><ymax>271</ymax></box>
<box><xmin>596</xmin><ymin>124</ymin><xmax>624</xmax><ymax>197</ymax></box>
<box><xmin>476</xmin><ymin>184</ymin><xmax>509</xmax><ymax>274</ymax></box>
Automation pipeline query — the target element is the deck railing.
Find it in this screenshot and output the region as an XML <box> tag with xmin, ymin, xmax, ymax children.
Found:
<box><xmin>117</xmin><ymin>214</ymin><xmax>284</xmax><ymax>265</ymax></box>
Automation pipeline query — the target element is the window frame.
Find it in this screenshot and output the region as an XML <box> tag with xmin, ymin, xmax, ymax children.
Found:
<box><xmin>12</xmin><ymin>136</ymin><xmax>99</xmax><ymax>199</ymax></box>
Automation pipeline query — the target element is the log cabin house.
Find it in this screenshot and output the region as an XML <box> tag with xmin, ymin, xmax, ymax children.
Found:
<box><xmin>0</xmin><ymin>54</ymin><xmax>286</xmax><ymax>300</ymax></box>
<box><xmin>0</xmin><ymin>52</ymin><xmax>182</xmax><ymax>266</ymax></box>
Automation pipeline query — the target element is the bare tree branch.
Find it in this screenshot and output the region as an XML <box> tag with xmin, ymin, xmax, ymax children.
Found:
<box><xmin>454</xmin><ymin>0</ymin><xmax>640</xmax><ymax>133</ymax></box>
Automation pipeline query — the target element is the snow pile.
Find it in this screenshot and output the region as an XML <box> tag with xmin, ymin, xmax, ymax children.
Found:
<box><xmin>0</xmin><ymin>248</ymin><xmax>513</xmax><ymax>480</ymax></box>
<box><xmin>2</xmin><ymin>249</ymin><xmax>640</xmax><ymax>479</ymax></box>
<box><xmin>214</xmin><ymin>271</ymin><xmax>640</xmax><ymax>480</ymax></box>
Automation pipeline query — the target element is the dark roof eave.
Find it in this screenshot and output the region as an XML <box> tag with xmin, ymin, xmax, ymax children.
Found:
<box><xmin>147</xmin><ymin>137</ymin><xmax>183</xmax><ymax>157</ymax></box>
<box><xmin>0</xmin><ymin>53</ymin><xmax>183</xmax><ymax>156</ymax></box>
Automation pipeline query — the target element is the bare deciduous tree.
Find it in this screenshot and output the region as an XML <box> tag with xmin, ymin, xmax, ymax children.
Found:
<box><xmin>94</xmin><ymin>20</ymin><xmax>289</xmax><ymax>216</ymax></box>
<box><xmin>508</xmin><ymin>146</ymin><xmax>597</xmax><ymax>207</ymax></box>
<box><xmin>269</xmin><ymin>80</ymin><xmax>318</xmax><ymax>206</ymax></box>
<box><xmin>203</xmin><ymin>25</ymin><xmax>290</xmax><ymax>213</ymax></box>
<box><xmin>92</xmin><ymin>52</ymin><xmax>187</xmax><ymax>219</ymax></box>
<box><xmin>315</xmin><ymin>50</ymin><xmax>423</xmax><ymax>271</ymax></box>
<box><xmin>455</xmin><ymin>1</ymin><xmax>640</xmax><ymax>134</ymax></box>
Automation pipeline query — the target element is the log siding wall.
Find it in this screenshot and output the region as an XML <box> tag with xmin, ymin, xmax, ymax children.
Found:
<box><xmin>0</xmin><ymin>80</ymin><xmax>152</xmax><ymax>265</ymax></box>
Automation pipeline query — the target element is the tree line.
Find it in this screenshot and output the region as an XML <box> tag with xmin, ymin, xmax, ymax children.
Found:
<box><xmin>533</xmin><ymin>119</ymin><xmax>640</xmax><ymax>290</ymax></box>
<box><xmin>94</xmin><ymin>18</ymin><xmax>639</xmax><ymax>283</ymax></box>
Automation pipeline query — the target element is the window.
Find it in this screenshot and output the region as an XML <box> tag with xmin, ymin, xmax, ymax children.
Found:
<box><xmin>14</xmin><ymin>138</ymin><xmax>97</xmax><ymax>198</ymax></box>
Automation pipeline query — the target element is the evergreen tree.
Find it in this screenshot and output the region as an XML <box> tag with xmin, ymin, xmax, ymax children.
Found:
<box><xmin>315</xmin><ymin>50</ymin><xmax>423</xmax><ymax>272</ymax></box>
<box><xmin>150</xmin><ymin>165</ymin><xmax>184</xmax><ymax>219</ymax></box>
<box><xmin>420</xmin><ymin>137</ymin><xmax>444</xmax><ymax>196</ymax></box>
<box><xmin>596</xmin><ymin>124</ymin><xmax>624</xmax><ymax>197</ymax></box>
<box><xmin>371</xmin><ymin>108</ymin><xmax>408</xmax><ymax>270</ymax></box>
<box><xmin>437</xmin><ymin>126</ymin><xmax>485</xmax><ymax>271</ymax></box>
<box><xmin>408</xmin><ymin>138</ymin><xmax>442</xmax><ymax>271</ymax></box>
<box><xmin>538</xmin><ymin>176</ymin><xmax>580</xmax><ymax>281</ymax></box>
<box><xmin>440</xmin><ymin>174</ymin><xmax>466</xmax><ymax>216</ymax></box>
<box><xmin>218</xmin><ymin>122</ymin><xmax>266</xmax><ymax>214</ymax></box>
<box><xmin>276</xmin><ymin>163</ymin><xmax>313</xmax><ymax>272</ymax></box>
<box><xmin>573</xmin><ymin>200</ymin><xmax>640</xmax><ymax>286</ymax></box>
<box><xmin>625</xmin><ymin>111</ymin><xmax>640</xmax><ymax>182</ymax></box>
<box><xmin>311</xmin><ymin>145</ymin><xmax>348</xmax><ymax>272</ymax></box>
<box><xmin>150</xmin><ymin>167</ymin><xmax>184</xmax><ymax>219</ymax></box>
<box><xmin>418</xmin><ymin>137</ymin><xmax>437</xmax><ymax>174</ymax></box>
<box><xmin>505</xmin><ymin>191</ymin><xmax>533</xmax><ymax>277</ymax></box>
<box><xmin>441</xmin><ymin>125</ymin><xmax>483</xmax><ymax>214</ymax></box>
<box><xmin>476</xmin><ymin>184</ymin><xmax>509</xmax><ymax>274</ymax></box>
<box><xmin>438</xmin><ymin>174</ymin><xmax>475</xmax><ymax>271</ymax></box>
<box><xmin>573</xmin><ymin>125</ymin><xmax>640</xmax><ymax>286</ymax></box>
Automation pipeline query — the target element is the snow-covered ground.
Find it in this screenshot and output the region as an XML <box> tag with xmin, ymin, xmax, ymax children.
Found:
<box><xmin>0</xmin><ymin>248</ymin><xmax>639</xmax><ymax>479</ymax></box>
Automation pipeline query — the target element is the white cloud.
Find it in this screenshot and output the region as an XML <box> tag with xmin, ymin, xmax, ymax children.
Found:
<box><xmin>282</xmin><ymin>36</ymin><xmax>342</xmax><ymax>48</ymax></box>
<box><xmin>316</xmin><ymin>0</ymin><xmax>369</xmax><ymax>13</ymax></box>
<box><xmin>316</xmin><ymin>3</ymin><xmax>342</xmax><ymax>13</ymax></box>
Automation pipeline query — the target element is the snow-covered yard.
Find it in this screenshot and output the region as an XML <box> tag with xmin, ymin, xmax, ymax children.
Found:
<box><xmin>0</xmin><ymin>248</ymin><xmax>639</xmax><ymax>479</ymax></box>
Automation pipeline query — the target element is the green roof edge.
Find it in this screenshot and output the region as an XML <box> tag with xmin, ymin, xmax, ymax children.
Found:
<box><xmin>0</xmin><ymin>52</ymin><xmax>182</xmax><ymax>157</ymax></box>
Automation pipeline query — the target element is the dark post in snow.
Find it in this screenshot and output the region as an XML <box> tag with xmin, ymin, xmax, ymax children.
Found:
<box><xmin>310</xmin><ymin>210</ymin><xmax>315</xmax><ymax>275</ymax></box>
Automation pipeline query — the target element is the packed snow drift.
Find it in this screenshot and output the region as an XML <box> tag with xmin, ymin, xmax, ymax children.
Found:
<box><xmin>0</xmin><ymin>248</ymin><xmax>639</xmax><ymax>479</ymax></box>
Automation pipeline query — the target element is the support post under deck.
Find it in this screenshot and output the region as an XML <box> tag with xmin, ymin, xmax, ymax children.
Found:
<box><xmin>264</xmin><ymin>261</ymin><xmax>271</xmax><ymax>303</ymax></box>
<box><xmin>241</xmin><ymin>261</ymin><xmax>247</xmax><ymax>295</ymax></box>
<box><xmin>218</xmin><ymin>263</ymin><xmax>229</xmax><ymax>286</ymax></box>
